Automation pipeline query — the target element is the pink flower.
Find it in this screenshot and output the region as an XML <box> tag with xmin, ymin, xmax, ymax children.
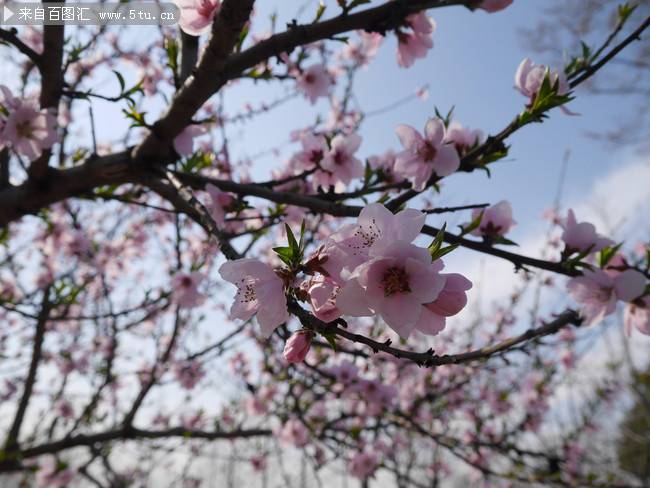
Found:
<box><xmin>319</xmin><ymin>203</ymin><xmax>426</xmax><ymax>282</ymax></box>
<box><xmin>565</xmin><ymin>441</ymin><xmax>583</xmax><ymax>476</ymax></box>
<box><xmin>336</xmin><ymin>241</ymin><xmax>446</xmax><ymax>338</ymax></box>
<box><xmin>0</xmin><ymin>85</ymin><xmax>21</xmax><ymax>110</ymax></box>
<box><xmin>296</xmin><ymin>65</ymin><xmax>332</xmax><ymax>104</ymax></box>
<box><xmin>394</xmin><ymin>118</ymin><xmax>460</xmax><ymax>191</ymax></box>
<box><xmin>304</xmin><ymin>275</ymin><xmax>341</xmax><ymax>322</ymax></box>
<box><xmin>283</xmin><ymin>330</ymin><xmax>313</xmax><ymax>363</ymax></box>
<box><xmin>1</xmin><ymin>102</ymin><xmax>58</xmax><ymax>161</ymax></box>
<box><xmin>567</xmin><ymin>269</ymin><xmax>646</xmax><ymax>326</ymax></box>
<box><xmin>35</xmin><ymin>456</ymin><xmax>75</xmax><ymax>488</ymax></box>
<box><xmin>330</xmin><ymin>360</ymin><xmax>358</xmax><ymax>384</ymax></box>
<box><xmin>205</xmin><ymin>183</ymin><xmax>233</xmax><ymax>227</ymax></box>
<box><xmin>480</xmin><ymin>0</ymin><xmax>513</xmax><ymax>13</ymax></box>
<box><xmin>624</xmin><ymin>296</ymin><xmax>650</xmax><ymax>336</ymax></box>
<box><xmin>250</xmin><ymin>454</ymin><xmax>267</xmax><ymax>472</ymax></box>
<box><xmin>340</xmin><ymin>31</ymin><xmax>383</xmax><ymax>67</ymax></box>
<box><xmin>173</xmin><ymin>359</ymin><xmax>205</xmax><ymax>389</ymax></box>
<box><xmin>174</xmin><ymin>0</ymin><xmax>221</xmax><ymax>36</ymax></box>
<box><xmin>171</xmin><ymin>272</ymin><xmax>205</xmax><ymax>308</ymax></box>
<box><xmin>368</xmin><ymin>150</ymin><xmax>398</xmax><ymax>181</ymax></box>
<box><xmin>349</xmin><ymin>451</ymin><xmax>379</xmax><ymax>479</ymax></box>
<box><xmin>316</xmin><ymin>133</ymin><xmax>363</xmax><ymax>191</ymax></box>
<box><xmin>292</xmin><ymin>133</ymin><xmax>328</xmax><ymax>170</ymax></box>
<box><xmin>515</xmin><ymin>58</ymin><xmax>569</xmax><ymax>102</ymax></box>
<box><xmin>173</xmin><ymin>124</ymin><xmax>208</xmax><ymax>156</ymax></box>
<box><xmin>415</xmin><ymin>273</ymin><xmax>473</xmax><ymax>335</ymax></box>
<box><xmin>445</xmin><ymin>121</ymin><xmax>484</xmax><ymax>155</ymax></box>
<box><xmin>396</xmin><ymin>13</ymin><xmax>435</xmax><ymax>68</ymax></box>
<box><xmin>470</xmin><ymin>200</ymin><xmax>516</xmax><ymax>238</ymax></box>
<box><xmin>55</xmin><ymin>399</ymin><xmax>75</xmax><ymax>419</ymax></box>
<box><xmin>560</xmin><ymin>209</ymin><xmax>613</xmax><ymax>255</ymax></box>
<box><xmin>219</xmin><ymin>258</ymin><xmax>289</xmax><ymax>337</ymax></box>
<box><xmin>278</xmin><ymin>418</ymin><xmax>309</xmax><ymax>447</ymax></box>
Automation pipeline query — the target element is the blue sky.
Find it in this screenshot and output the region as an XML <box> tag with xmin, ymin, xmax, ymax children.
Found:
<box><xmin>211</xmin><ymin>0</ymin><xmax>645</xmax><ymax>240</ymax></box>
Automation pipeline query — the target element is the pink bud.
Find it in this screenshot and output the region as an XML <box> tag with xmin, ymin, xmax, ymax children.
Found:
<box><xmin>480</xmin><ymin>0</ymin><xmax>513</xmax><ymax>13</ymax></box>
<box><xmin>283</xmin><ymin>330</ymin><xmax>313</xmax><ymax>363</ymax></box>
<box><xmin>426</xmin><ymin>273</ymin><xmax>473</xmax><ymax>317</ymax></box>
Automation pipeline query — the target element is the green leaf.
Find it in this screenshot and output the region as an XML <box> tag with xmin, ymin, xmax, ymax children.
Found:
<box><xmin>164</xmin><ymin>38</ymin><xmax>179</xmax><ymax>75</ymax></box>
<box><xmin>581</xmin><ymin>41</ymin><xmax>591</xmax><ymax>61</ymax></box>
<box><xmin>430</xmin><ymin>244</ymin><xmax>459</xmax><ymax>261</ymax></box>
<box><xmin>618</xmin><ymin>2</ymin><xmax>638</xmax><ymax>24</ymax></box>
<box><xmin>348</xmin><ymin>0</ymin><xmax>371</xmax><ymax>10</ymax></box>
<box><xmin>273</xmin><ymin>246</ymin><xmax>294</xmax><ymax>267</ymax></box>
<box><xmin>236</xmin><ymin>24</ymin><xmax>249</xmax><ymax>53</ymax></box>
<box><xmin>519</xmin><ymin>70</ymin><xmax>574</xmax><ymax>125</ymax></box>
<box><xmin>428</xmin><ymin>223</ymin><xmax>447</xmax><ymax>257</ymax></box>
<box><xmin>112</xmin><ymin>70</ymin><xmax>126</xmax><ymax>93</ymax></box>
<box><xmin>599</xmin><ymin>243</ymin><xmax>623</xmax><ymax>268</ymax></box>
<box><xmin>459</xmin><ymin>212</ymin><xmax>483</xmax><ymax>237</ymax></box>
<box><xmin>322</xmin><ymin>332</ymin><xmax>337</xmax><ymax>351</ymax></box>
<box><xmin>285</xmin><ymin>223</ymin><xmax>299</xmax><ymax>254</ymax></box>
<box><xmin>71</xmin><ymin>148</ymin><xmax>89</xmax><ymax>163</ymax></box>
<box><xmin>122</xmin><ymin>104</ymin><xmax>148</xmax><ymax>128</ymax></box>
<box><xmin>0</xmin><ymin>226</ymin><xmax>9</xmax><ymax>247</ymax></box>
<box><xmin>181</xmin><ymin>151</ymin><xmax>213</xmax><ymax>172</ymax></box>
<box><xmin>363</xmin><ymin>160</ymin><xmax>373</xmax><ymax>187</ymax></box>
<box><xmin>428</xmin><ymin>224</ymin><xmax>460</xmax><ymax>261</ymax></box>
<box><xmin>492</xmin><ymin>236</ymin><xmax>519</xmax><ymax>246</ymax></box>
<box><xmin>298</xmin><ymin>219</ymin><xmax>306</xmax><ymax>253</ymax></box>
<box><xmin>433</xmin><ymin>105</ymin><xmax>455</xmax><ymax>127</ymax></box>
<box><xmin>314</xmin><ymin>1</ymin><xmax>326</xmax><ymax>22</ymax></box>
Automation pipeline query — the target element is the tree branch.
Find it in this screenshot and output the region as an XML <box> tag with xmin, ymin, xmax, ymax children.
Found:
<box><xmin>3</xmin><ymin>287</ymin><xmax>51</xmax><ymax>451</ymax></box>
<box><xmin>0</xmin><ymin>27</ymin><xmax>42</xmax><ymax>68</ymax></box>
<box><xmin>28</xmin><ymin>13</ymin><xmax>66</xmax><ymax>180</ymax></box>
<box><xmin>133</xmin><ymin>0</ymin><xmax>256</xmax><ymax>161</ymax></box>
<box><xmin>569</xmin><ymin>16</ymin><xmax>650</xmax><ymax>88</ymax></box>
<box><xmin>179</xmin><ymin>32</ymin><xmax>200</xmax><ymax>85</ymax></box>
<box><xmin>0</xmin><ymin>426</ymin><xmax>271</xmax><ymax>471</ymax></box>
<box><xmin>291</xmin><ymin>303</ymin><xmax>581</xmax><ymax>367</ymax></box>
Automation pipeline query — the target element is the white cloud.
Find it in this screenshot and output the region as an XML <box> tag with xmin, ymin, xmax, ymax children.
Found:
<box><xmin>447</xmin><ymin>155</ymin><xmax>650</xmax><ymax>314</ymax></box>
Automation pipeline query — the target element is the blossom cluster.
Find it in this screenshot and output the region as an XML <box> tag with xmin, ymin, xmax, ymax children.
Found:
<box><xmin>556</xmin><ymin>209</ymin><xmax>649</xmax><ymax>333</ymax></box>
<box><xmin>0</xmin><ymin>85</ymin><xmax>58</xmax><ymax>162</ymax></box>
<box><xmin>218</xmin><ymin>204</ymin><xmax>474</xmax><ymax>354</ymax></box>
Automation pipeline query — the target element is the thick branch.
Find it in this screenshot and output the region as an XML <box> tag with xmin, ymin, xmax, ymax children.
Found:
<box><xmin>29</xmin><ymin>15</ymin><xmax>65</xmax><ymax>180</ymax></box>
<box><xmin>0</xmin><ymin>150</ymin><xmax>134</xmax><ymax>225</ymax></box>
<box><xmin>179</xmin><ymin>32</ymin><xmax>199</xmax><ymax>85</ymax></box>
<box><xmin>133</xmin><ymin>0</ymin><xmax>255</xmax><ymax>161</ymax></box>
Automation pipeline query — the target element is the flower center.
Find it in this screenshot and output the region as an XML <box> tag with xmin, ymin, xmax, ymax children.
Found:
<box><xmin>350</xmin><ymin>218</ymin><xmax>381</xmax><ymax>255</ymax></box>
<box><xmin>595</xmin><ymin>285</ymin><xmax>612</xmax><ymax>302</ymax></box>
<box><xmin>181</xmin><ymin>276</ymin><xmax>193</xmax><ymax>288</ymax></box>
<box><xmin>236</xmin><ymin>278</ymin><xmax>257</xmax><ymax>303</ymax></box>
<box><xmin>304</xmin><ymin>73</ymin><xmax>316</xmax><ymax>84</ymax></box>
<box><xmin>198</xmin><ymin>0</ymin><xmax>216</xmax><ymax>17</ymax></box>
<box><xmin>417</xmin><ymin>141</ymin><xmax>437</xmax><ymax>162</ymax></box>
<box><xmin>309</xmin><ymin>149</ymin><xmax>323</xmax><ymax>164</ymax></box>
<box><xmin>381</xmin><ymin>266</ymin><xmax>411</xmax><ymax>297</ymax></box>
<box><xmin>332</xmin><ymin>150</ymin><xmax>345</xmax><ymax>165</ymax></box>
<box><xmin>16</xmin><ymin>120</ymin><xmax>34</xmax><ymax>139</ymax></box>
